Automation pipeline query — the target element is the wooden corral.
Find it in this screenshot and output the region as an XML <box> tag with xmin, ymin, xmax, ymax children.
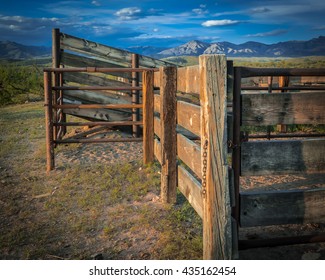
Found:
<box><xmin>151</xmin><ymin>56</ymin><xmax>325</xmax><ymax>259</ymax></box>
<box><xmin>45</xmin><ymin>29</ymin><xmax>325</xmax><ymax>260</ymax></box>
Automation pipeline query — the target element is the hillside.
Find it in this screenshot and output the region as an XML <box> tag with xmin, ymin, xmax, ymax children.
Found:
<box><xmin>0</xmin><ymin>41</ymin><xmax>51</xmax><ymax>60</ymax></box>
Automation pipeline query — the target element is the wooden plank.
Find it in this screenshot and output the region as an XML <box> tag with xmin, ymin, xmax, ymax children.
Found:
<box><xmin>143</xmin><ymin>70</ymin><xmax>155</xmax><ymax>164</ymax></box>
<box><xmin>177</xmin><ymin>65</ymin><xmax>200</xmax><ymax>94</ymax></box>
<box><xmin>177</xmin><ymin>101</ymin><xmax>201</xmax><ymax>136</ymax></box>
<box><xmin>160</xmin><ymin>66</ymin><xmax>177</xmax><ymax>204</ymax></box>
<box><xmin>276</xmin><ymin>76</ymin><xmax>289</xmax><ymax>132</ymax></box>
<box><xmin>154</xmin><ymin>94</ymin><xmax>160</xmax><ymax>113</ymax></box>
<box><xmin>62</xmin><ymin>102</ymin><xmax>131</xmax><ymax>121</ymax></box>
<box><xmin>63</xmin><ymin>90</ymin><xmax>131</xmax><ymax>105</ymax></box>
<box><xmin>240</xmin><ymin>188</ymin><xmax>325</xmax><ymax>227</ymax></box>
<box><xmin>154</xmin><ymin>70</ymin><xmax>160</xmax><ymax>88</ymax></box>
<box><xmin>60</xmin><ymin>52</ymin><xmax>131</xmax><ymax>79</ymax></box>
<box><xmin>200</xmin><ymin>55</ymin><xmax>232</xmax><ymax>260</ymax></box>
<box><xmin>154</xmin><ymin>138</ymin><xmax>162</xmax><ymax>164</ymax></box>
<box><xmin>177</xmin><ymin>133</ymin><xmax>201</xmax><ymax>179</ymax></box>
<box><xmin>63</xmin><ymin>72</ymin><xmax>130</xmax><ymax>88</ymax></box>
<box><xmin>178</xmin><ymin>165</ymin><xmax>203</xmax><ymax>218</ymax></box>
<box><xmin>60</xmin><ymin>33</ymin><xmax>175</xmax><ymax>68</ymax></box>
<box><xmin>242</xmin><ymin>92</ymin><xmax>325</xmax><ymax>125</ymax></box>
<box><xmin>241</xmin><ymin>139</ymin><xmax>325</xmax><ymax>176</ymax></box>
<box><xmin>154</xmin><ymin>116</ymin><xmax>161</xmax><ymax>138</ymax></box>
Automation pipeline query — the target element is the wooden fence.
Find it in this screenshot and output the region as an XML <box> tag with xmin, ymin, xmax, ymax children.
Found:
<box><xmin>150</xmin><ymin>55</ymin><xmax>325</xmax><ymax>259</ymax></box>
<box><xmin>52</xmin><ymin>28</ymin><xmax>175</xmax><ymax>138</ymax></box>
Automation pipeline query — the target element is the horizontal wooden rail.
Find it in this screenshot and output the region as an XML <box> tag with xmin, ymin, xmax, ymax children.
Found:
<box><xmin>177</xmin><ymin>133</ymin><xmax>202</xmax><ymax>179</ymax></box>
<box><xmin>54</xmin><ymin>121</ymin><xmax>142</xmax><ymax>126</ymax></box>
<box><xmin>242</xmin><ymin>86</ymin><xmax>325</xmax><ymax>91</ymax></box>
<box><xmin>154</xmin><ymin>94</ymin><xmax>160</xmax><ymax>113</ymax></box>
<box><xmin>241</xmin><ymin>92</ymin><xmax>325</xmax><ymax>125</ymax></box>
<box><xmin>240</xmin><ymin>188</ymin><xmax>325</xmax><ymax>227</ymax></box>
<box><xmin>154</xmin><ymin>65</ymin><xmax>201</xmax><ymax>94</ymax></box>
<box><xmin>55</xmin><ymin>138</ymin><xmax>143</xmax><ymax>144</ymax></box>
<box><xmin>60</xmin><ymin>52</ymin><xmax>130</xmax><ymax>74</ymax></box>
<box><xmin>177</xmin><ymin>101</ymin><xmax>201</xmax><ymax>136</ymax></box>
<box><xmin>178</xmin><ymin>165</ymin><xmax>203</xmax><ymax>218</ymax></box>
<box><xmin>44</xmin><ymin>67</ymin><xmax>158</xmax><ymax>73</ymax></box>
<box><xmin>154</xmin><ymin>138</ymin><xmax>162</xmax><ymax>163</ymax></box>
<box><xmin>60</xmin><ymin>32</ymin><xmax>176</xmax><ymax>68</ymax></box>
<box><xmin>53</xmin><ymin>104</ymin><xmax>143</xmax><ymax>109</ymax></box>
<box><xmin>241</xmin><ymin>138</ymin><xmax>325</xmax><ymax>176</ymax></box>
<box><xmin>63</xmin><ymin>72</ymin><xmax>130</xmax><ymax>88</ymax></box>
<box><xmin>53</xmin><ymin>85</ymin><xmax>142</xmax><ymax>91</ymax></box>
<box><xmin>154</xmin><ymin>116</ymin><xmax>161</xmax><ymax>138</ymax></box>
<box><xmin>240</xmin><ymin>67</ymin><xmax>325</xmax><ymax>78</ymax></box>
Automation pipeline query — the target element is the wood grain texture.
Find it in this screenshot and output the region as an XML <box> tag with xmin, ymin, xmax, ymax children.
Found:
<box><xmin>177</xmin><ymin>101</ymin><xmax>201</xmax><ymax>136</ymax></box>
<box><xmin>160</xmin><ymin>66</ymin><xmax>177</xmax><ymax>203</ymax></box>
<box><xmin>178</xmin><ymin>165</ymin><xmax>203</xmax><ymax>218</ymax></box>
<box><xmin>143</xmin><ymin>70</ymin><xmax>155</xmax><ymax>164</ymax></box>
<box><xmin>177</xmin><ymin>133</ymin><xmax>201</xmax><ymax>179</ymax></box>
<box><xmin>60</xmin><ymin>52</ymin><xmax>130</xmax><ymax>79</ymax></box>
<box><xmin>154</xmin><ymin>116</ymin><xmax>161</xmax><ymax>138</ymax></box>
<box><xmin>154</xmin><ymin>138</ymin><xmax>162</xmax><ymax>164</ymax></box>
<box><xmin>200</xmin><ymin>55</ymin><xmax>232</xmax><ymax>259</ymax></box>
<box><xmin>242</xmin><ymin>92</ymin><xmax>325</xmax><ymax>125</ymax></box>
<box><xmin>60</xmin><ymin>33</ymin><xmax>174</xmax><ymax>68</ymax></box>
<box><xmin>63</xmin><ymin>90</ymin><xmax>131</xmax><ymax>105</ymax></box>
<box><xmin>63</xmin><ymin>72</ymin><xmax>130</xmax><ymax>88</ymax></box>
<box><xmin>177</xmin><ymin>65</ymin><xmax>200</xmax><ymax>94</ymax></box>
<box><xmin>240</xmin><ymin>188</ymin><xmax>325</xmax><ymax>227</ymax></box>
<box><xmin>154</xmin><ymin>65</ymin><xmax>200</xmax><ymax>94</ymax></box>
<box><xmin>154</xmin><ymin>94</ymin><xmax>160</xmax><ymax>113</ymax></box>
<box><xmin>241</xmin><ymin>139</ymin><xmax>325</xmax><ymax>176</ymax></box>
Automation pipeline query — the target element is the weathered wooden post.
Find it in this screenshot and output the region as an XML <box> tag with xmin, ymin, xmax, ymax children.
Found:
<box><xmin>160</xmin><ymin>66</ymin><xmax>177</xmax><ymax>203</ymax></box>
<box><xmin>132</xmin><ymin>53</ymin><xmax>140</xmax><ymax>138</ymax></box>
<box><xmin>200</xmin><ymin>55</ymin><xmax>232</xmax><ymax>259</ymax></box>
<box><xmin>143</xmin><ymin>70</ymin><xmax>155</xmax><ymax>164</ymax></box>
<box><xmin>44</xmin><ymin>71</ymin><xmax>55</xmax><ymax>173</ymax></box>
<box><xmin>277</xmin><ymin>76</ymin><xmax>289</xmax><ymax>133</ymax></box>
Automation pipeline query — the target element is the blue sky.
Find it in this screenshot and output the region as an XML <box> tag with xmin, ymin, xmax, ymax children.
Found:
<box><xmin>0</xmin><ymin>0</ymin><xmax>324</xmax><ymax>48</ymax></box>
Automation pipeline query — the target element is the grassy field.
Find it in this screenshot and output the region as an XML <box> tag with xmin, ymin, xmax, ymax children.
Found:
<box><xmin>164</xmin><ymin>56</ymin><xmax>325</xmax><ymax>67</ymax></box>
<box><xmin>0</xmin><ymin>102</ymin><xmax>202</xmax><ymax>260</ymax></box>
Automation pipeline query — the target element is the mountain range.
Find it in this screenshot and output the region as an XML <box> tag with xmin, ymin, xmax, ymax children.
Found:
<box><xmin>0</xmin><ymin>36</ymin><xmax>324</xmax><ymax>60</ymax></box>
<box><xmin>129</xmin><ymin>36</ymin><xmax>325</xmax><ymax>58</ymax></box>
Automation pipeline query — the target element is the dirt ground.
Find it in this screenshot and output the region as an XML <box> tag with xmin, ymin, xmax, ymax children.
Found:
<box><xmin>55</xmin><ymin>128</ymin><xmax>325</xmax><ymax>260</ymax></box>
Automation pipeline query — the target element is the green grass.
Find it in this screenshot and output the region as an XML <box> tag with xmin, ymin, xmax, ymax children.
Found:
<box><xmin>163</xmin><ymin>56</ymin><xmax>325</xmax><ymax>68</ymax></box>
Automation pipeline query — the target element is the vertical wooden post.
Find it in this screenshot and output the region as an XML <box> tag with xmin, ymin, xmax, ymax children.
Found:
<box><xmin>52</xmin><ymin>28</ymin><xmax>60</xmax><ymax>142</ymax></box>
<box><xmin>200</xmin><ymin>55</ymin><xmax>232</xmax><ymax>259</ymax></box>
<box><xmin>132</xmin><ymin>53</ymin><xmax>140</xmax><ymax>137</ymax></box>
<box><xmin>44</xmin><ymin>71</ymin><xmax>55</xmax><ymax>173</ymax></box>
<box><xmin>277</xmin><ymin>76</ymin><xmax>289</xmax><ymax>133</ymax></box>
<box><xmin>160</xmin><ymin>66</ymin><xmax>177</xmax><ymax>204</ymax></box>
<box><xmin>143</xmin><ymin>70</ymin><xmax>155</xmax><ymax>164</ymax></box>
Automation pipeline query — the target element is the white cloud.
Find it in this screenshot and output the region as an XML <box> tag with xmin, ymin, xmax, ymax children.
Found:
<box><xmin>245</xmin><ymin>29</ymin><xmax>288</xmax><ymax>37</ymax></box>
<box><xmin>192</xmin><ymin>8</ymin><xmax>208</xmax><ymax>15</ymax></box>
<box><xmin>250</xmin><ymin>7</ymin><xmax>271</xmax><ymax>14</ymax></box>
<box><xmin>130</xmin><ymin>33</ymin><xmax>173</xmax><ymax>40</ymax></box>
<box><xmin>115</xmin><ymin>7</ymin><xmax>142</xmax><ymax>20</ymax></box>
<box><xmin>91</xmin><ymin>0</ymin><xmax>101</xmax><ymax>6</ymax></box>
<box><xmin>202</xmin><ymin>19</ymin><xmax>240</xmax><ymax>27</ymax></box>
